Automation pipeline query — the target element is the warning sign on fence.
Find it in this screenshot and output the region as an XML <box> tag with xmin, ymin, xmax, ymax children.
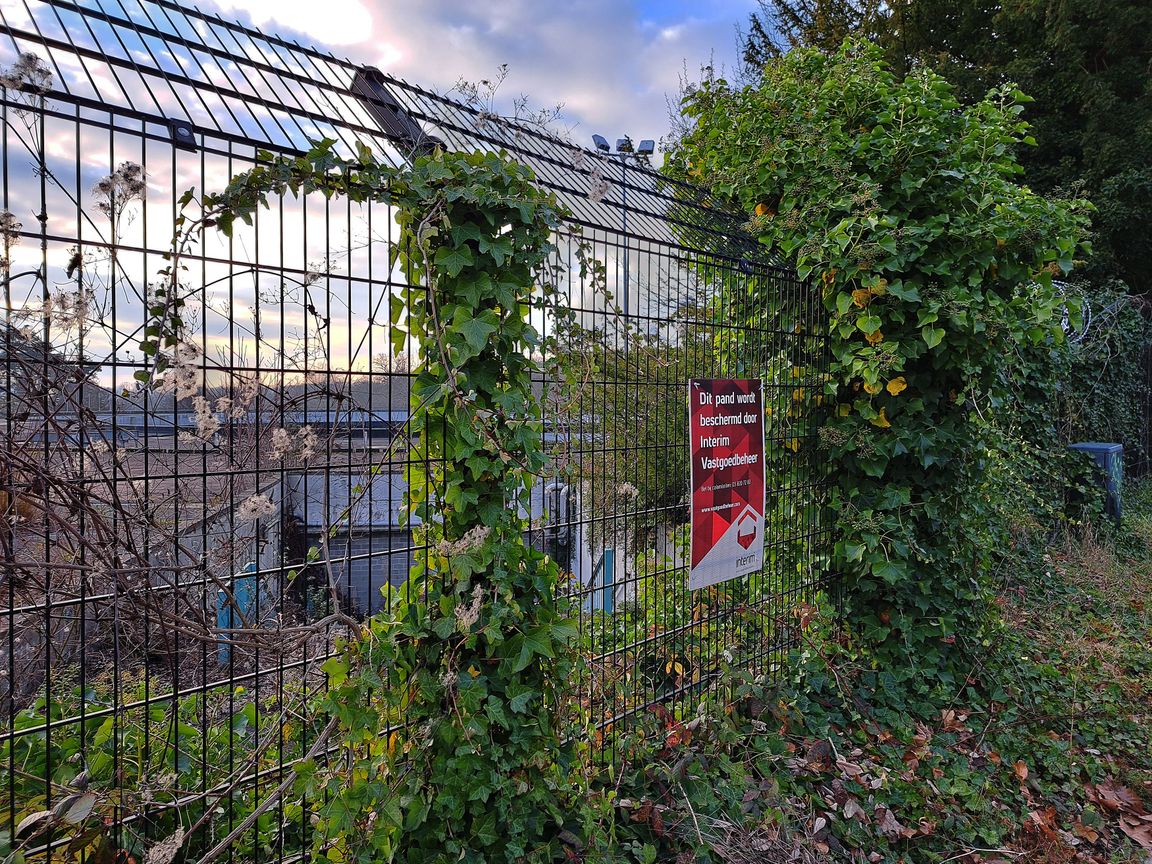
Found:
<box><xmin>688</xmin><ymin>378</ymin><xmax>766</xmax><ymax>590</ymax></box>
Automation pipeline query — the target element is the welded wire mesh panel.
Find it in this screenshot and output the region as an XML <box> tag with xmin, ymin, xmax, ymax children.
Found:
<box><xmin>539</xmin><ymin>225</ymin><xmax>831</xmax><ymax>739</ymax></box>
<box><xmin>1137</xmin><ymin>341</ymin><xmax>1152</xmax><ymax>478</ymax></box>
<box><xmin>0</xmin><ymin>9</ymin><xmax>422</xmax><ymax>859</ymax></box>
<box><xmin>0</xmin><ymin>0</ymin><xmax>833</xmax><ymax>859</ymax></box>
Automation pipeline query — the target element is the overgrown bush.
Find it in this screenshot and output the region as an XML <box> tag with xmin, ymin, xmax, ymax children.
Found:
<box><xmin>666</xmin><ymin>41</ymin><xmax>1092</xmax><ymax>683</ymax></box>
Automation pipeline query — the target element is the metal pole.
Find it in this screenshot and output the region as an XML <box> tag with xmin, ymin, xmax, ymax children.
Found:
<box><xmin>620</xmin><ymin>154</ymin><xmax>629</xmax><ymax>317</ymax></box>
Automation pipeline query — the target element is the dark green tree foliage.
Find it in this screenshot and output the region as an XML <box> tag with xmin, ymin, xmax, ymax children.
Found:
<box><xmin>743</xmin><ymin>0</ymin><xmax>885</xmax><ymax>63</ymax></box>
<box><xmin>901</xmin><ymin>0</ymin><xmax>1152</xmax><ymax>293</ymax></box>
<box><xmin>743</xmin><ymin>0</ymin><xmax>1152</xmax><ymax>292</ymax></box>
<box><xmin>1000</xmin><ymin>282</ymin><xmax>1152</xmax><ymax>486</ymax></box>
<box><xmin>1056</xmin><ymin>287</ymin><xmax>1152</xmax><ymax>465</ymax></box>
<box><xmin>667</xmin><ymin>43</ymin><xmax>1090</xmax><ymax>681</ymax></box>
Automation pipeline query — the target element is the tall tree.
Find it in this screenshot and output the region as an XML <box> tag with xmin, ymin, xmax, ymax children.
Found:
<box><xmin>743</xmin><ymin>0</ymin><xmax>887</xmax><ymax>64</ymax></box>
<box><xmin>742</xmin><ymin>0</ymin><xmax>1152</xmax><ymax>291</ymax></box>
<box><xmin>902</xmin><ymin>0</ymin><xmax>1152</xmax><ymax>291</ymax></box>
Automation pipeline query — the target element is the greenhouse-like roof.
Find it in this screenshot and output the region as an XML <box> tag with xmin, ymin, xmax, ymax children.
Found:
<box><xmin>0</xmin><ymin>0</ymin><xmax>761</xmax><ymax>256</ymax></box>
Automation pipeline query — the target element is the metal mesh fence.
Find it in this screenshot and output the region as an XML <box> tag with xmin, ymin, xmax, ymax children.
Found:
<box><xmin>1136</xmin><ymin>337</ymin><xmax>1152</xmax><ymax>478</ymax></box>
<box><xmin>0</xmin><ymin>1</ymin><xmax>832</xmax><ymax>860</ymax></box>
<box><xmin>544</xmin><ymin>228</ymin><xmax>832</xmax><ymax>736</ymax></box>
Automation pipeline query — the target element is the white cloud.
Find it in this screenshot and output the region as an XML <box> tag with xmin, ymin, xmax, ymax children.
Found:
<box><xmin>212</xmin><ymin>0</ymin><xmax>376</xmax><ymax>46</ymax></box>
<box><xmin>209</xmin><ymin>0</ymin><xmax>755</xmax><ymax>151</ymax></box>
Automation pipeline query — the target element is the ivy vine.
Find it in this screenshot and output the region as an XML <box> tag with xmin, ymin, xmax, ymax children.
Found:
<box><xmin>195</xmin><ymin>142</ymin><xmax>582</xmax><ymax>863</ymax></box>
<box><xmin>667</xmin><ymin>42</ymin><xmax>1093</xmax><ymax>684</ymax></box>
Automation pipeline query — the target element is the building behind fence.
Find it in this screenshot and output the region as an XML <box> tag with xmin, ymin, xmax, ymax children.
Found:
<box><xmin>0</xmin><ymin>1</ymin><xmax>831</xmax><ymax>860</ymax></box>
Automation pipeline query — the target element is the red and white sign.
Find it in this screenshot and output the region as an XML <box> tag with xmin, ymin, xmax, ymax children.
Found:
<box><xmin>688</xmin><ymin>379</ymin><xmax>766</xmax><ymax>590</ymax></box>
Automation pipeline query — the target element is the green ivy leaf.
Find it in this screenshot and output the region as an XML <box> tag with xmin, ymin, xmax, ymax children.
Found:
<box><xmin>434</xmin><ymin>244</ymin><xmax>474</xmax><ymax>277</ymax></box>
<box><xmin>459</xmin><ymin>318</ymin><xmax>499</xmax><ymax>353</ymax></box>
<box><xmin>872</xmin><ymin>559</ymin><xmax>908</xmax><ymax>584</ymax></box>
<box><xmin>513</xmin><ymin>626</ymin><xmax>555</xmax><ymax>672</ymax></box>
<box><xmin>320</xmin><ymin>656</ymin><xmax>348</xmax><ymax>687</ymax></box>
<box><xmin>922</xmin><ymin>326</ymin><xmax>945</xmax><ymax>348</ymax></box>
<box><xmin>507</xmin><ymin>685</ymin><xmax>535</xmax><ymax>714</ymax></box>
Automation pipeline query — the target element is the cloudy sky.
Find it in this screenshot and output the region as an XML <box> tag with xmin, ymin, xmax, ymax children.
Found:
<box><xmin>205</xmin><ymin>0</ymin><xmax>759</xmax><ymax>153</ymax></box>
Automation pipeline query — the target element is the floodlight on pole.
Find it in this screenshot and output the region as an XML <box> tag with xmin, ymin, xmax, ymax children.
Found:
<box><xmin>589</xmin><ymin>133</ymin><xmax>655</xmax><ymax>319</ymax></box>
<box><xmin>167</xmin><ymin>118</ymin><xmax>198</xmax><ymax>151</ymax></box>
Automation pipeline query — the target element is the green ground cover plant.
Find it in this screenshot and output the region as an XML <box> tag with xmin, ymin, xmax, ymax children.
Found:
<box><xmin>584</xmin><ymin>486</ymin><xmax>1151</xmax><ymax>863</ymax></box>
<box><xmin>0</xmin><ymin>676</ymin><xmax>310</xmax><ymax>863</ymax></box>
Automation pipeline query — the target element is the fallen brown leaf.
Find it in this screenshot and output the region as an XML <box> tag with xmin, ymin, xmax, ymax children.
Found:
<box><xmin>875</xmin><ymin>805</ymin><xmax>907</xmax><ymax>840</ymax></box>
<box><xmin>1014</xmin><ymin>760</ymin><xmax>1029</xmax><ymax>782</ymax></box>
<box><xmin>940</xmin><ymin>709</ymin><xmax>969</xmax><ymax>733</ymax></box>
<box><xmin>805</xmin><ymin>739</ymin><xmax>834</xmax><ymax>773</ymax></box>
<box><xmin>650</xmin><ymin>808</ymin><xmax>665</xmax><ymax>838</ymax></box>
<box><xmin>1086</xmin><ymin>779</ymin><xmax>1147</xmax><ymax>815</ymax></box>
<box><xmin>630</xmin><ymin>801</ymin><xmax>653</xmax><ymax>823</ymax></box>
<box><xmin>1118</xmin><ymin>813</ymin><xmax>1152</xmax><ymax>849</ymax></box>
<box><xmin>1071</xmin><ymin>820</ymin><xmax>1100</xmax><ymax>843</ymax></box>
<box><xmin>837</xmin><ymin>759</ymin><xmax>865</xmax><ymax>779</ymax></box>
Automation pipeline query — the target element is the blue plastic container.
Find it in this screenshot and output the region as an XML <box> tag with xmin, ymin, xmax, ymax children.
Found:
<box><xmin>1068</xmin><ymin>442</ymin><xmax>1123</xmax><ymax>522</ymax></box>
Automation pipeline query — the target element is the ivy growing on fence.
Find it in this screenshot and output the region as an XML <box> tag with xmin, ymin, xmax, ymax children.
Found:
<box><xmin>667</xmin><ymin>42</ymin><xmax>1093</xmax><ymax>683</ymax></box>
<box><xmin>197</xmin><ymin>142</ymin><xmax>580</xmax><ymax>863</ymax></box>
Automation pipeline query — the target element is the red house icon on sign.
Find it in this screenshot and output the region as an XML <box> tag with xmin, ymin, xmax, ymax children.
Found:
<box><xmin>736</xmin><ymin>510</ymin><xmax>758</xmax><ymax>549</ymax></box>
